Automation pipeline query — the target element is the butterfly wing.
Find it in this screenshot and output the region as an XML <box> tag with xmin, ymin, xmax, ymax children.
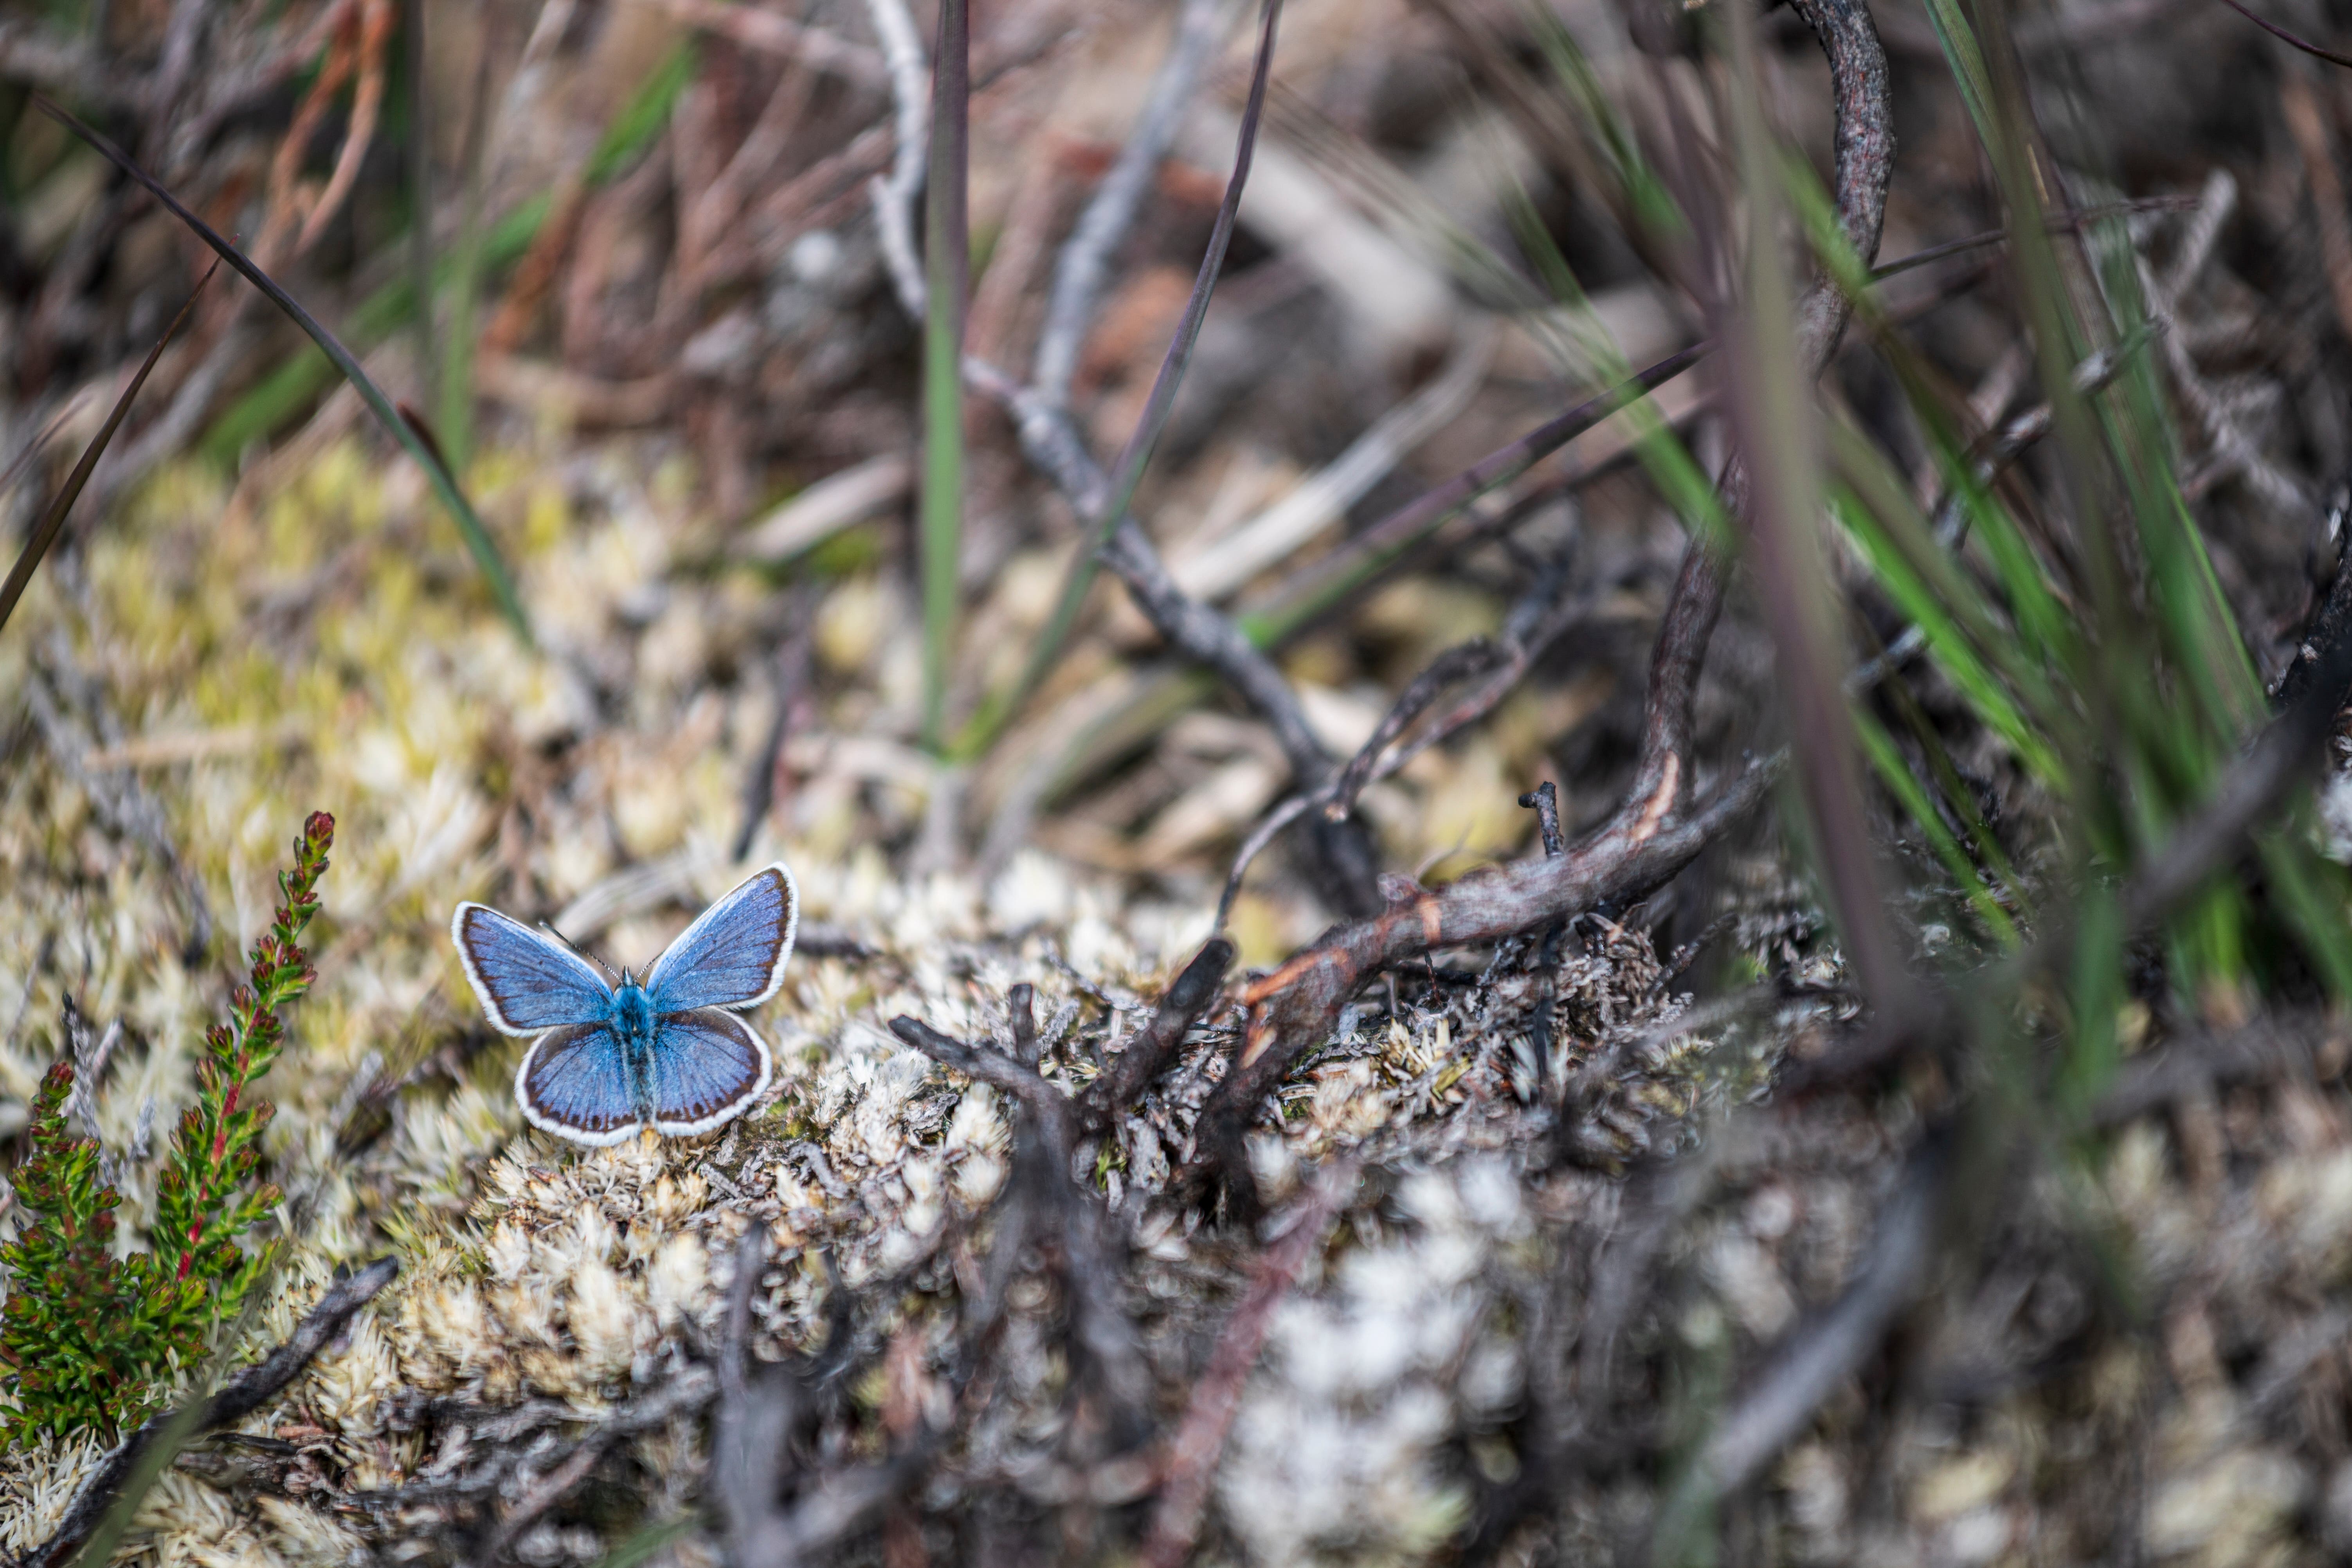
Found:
<box><xmin>642</xmin><ymin>862</ymin><xmax>799</xmax><ymax>1014</ymax></box>
<box><xmin>646</xmin><ymin>1008</ymin><xmax>773</xmax><ymax>1136</ymax></box>
<box><xmin>515</xmin><ymin>1022</ymin><xmax>646</xmax><ymax>1146</ymax></box>
<box><xmin>452</xmin><ymin>904</ymin><xmax>614</xmax><ymax>1034</ymax></box>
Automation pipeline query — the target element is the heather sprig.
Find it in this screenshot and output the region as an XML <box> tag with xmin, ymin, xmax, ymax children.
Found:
<box><xmin>0</xmin><ymin>1067</ymin><xmax>200</xmax><ymax>1444</ymax></box>
<box><xmin>151</xmin><ymin>810</ymin><xmax>333</xmax><ymax>1312</ymax></box>
<box><xmin>0</xmin><ymin>811</ymin><xmax>335</xmax><ymax>1444</ymax></box>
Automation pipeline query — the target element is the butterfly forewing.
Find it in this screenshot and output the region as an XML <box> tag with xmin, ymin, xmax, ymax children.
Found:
<box><xmin>647</xmin><ymin>1008</ymin><xmax>772</xmax><ymax>1135</ymax></box>
<box><xmin>452</xmin><ymin>904</ymin><xmax>614</xmax><ymax>1034</ymax></box>
<box><xmin>516</xmin><ymin>1022</ymin><xmax>644</xmax><ymax>1145</ymax></box>
<box><xmin>642</xmin><ymin>863</ymin><xmax>798</xmax><ymax>1014</ymax></box>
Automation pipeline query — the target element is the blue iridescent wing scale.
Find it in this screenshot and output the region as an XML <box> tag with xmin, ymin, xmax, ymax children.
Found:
<box><xmin>647</xmin><ymin>1008</ymin><xmax>773</xmax><ymax>1136</ymax></box>
<box><xmin>515</xmin><ymin>1022</ymin><xmax>645</xmax><ymax>1146</ymax></box>
<box><xmin>451</xmin><ymin>904</ymin><xmax>613</xmax><ymax>1034</ymax></box>
<box><xmin>641</xmin><ymin>863</ymin><xmax>798</xmax><ymax>1014</ymax></box>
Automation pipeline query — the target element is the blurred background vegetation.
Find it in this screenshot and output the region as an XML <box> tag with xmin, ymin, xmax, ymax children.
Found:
<box><xmin>11</xmin><ymin>0</ymin><xmax>2352</xmax><ymax>1560</ymax></box>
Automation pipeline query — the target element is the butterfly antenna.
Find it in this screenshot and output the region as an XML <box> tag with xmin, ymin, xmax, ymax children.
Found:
<box><xmin>542</xmin><ymin>922</ymin><xmax>623</xmax><ymax>983</ymax></box>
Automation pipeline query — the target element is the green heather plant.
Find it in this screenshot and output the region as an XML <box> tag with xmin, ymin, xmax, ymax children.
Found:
<box><xmin>0</xmin><ymin>810</ymin><xmax>335</xmax><ymax>1445</ymax></box>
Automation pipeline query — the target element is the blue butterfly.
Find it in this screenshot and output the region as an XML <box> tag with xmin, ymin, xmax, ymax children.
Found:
<box><xmin>450</xmin><ymin>863</ymin><xmax>799</xmax><ymax>1146</ymax></box>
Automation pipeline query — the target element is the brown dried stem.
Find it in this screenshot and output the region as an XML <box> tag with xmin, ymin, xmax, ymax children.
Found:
<box><xmin>1083</xmin><ymin>939</ymin><xmax>1238</xmax><ymax>1120</ymax></box>
<box><xmin>15</xmin><ymin>1257</ymin><xmax>400</xmax><ymax>1568</ymax></box>
<box><xmin>886</xmin><ymin>1012</ymin><xmax>1155</xmax><ymax>1450</ymax></box>
<box><xmin>1189</xmin><ymin>0</ymin><xmax>1895</xmax><ymax>1213</ymax></box>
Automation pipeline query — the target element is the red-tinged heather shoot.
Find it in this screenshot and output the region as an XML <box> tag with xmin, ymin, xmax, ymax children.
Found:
<box><xmin>0</xmin><ymin>812</ymin><xmax>335</xmax><ymax>1444</ymax></box>
<box><xmin>154</xmin><ymin>812</ymin><xmax>332</xmax><ymax>1301</ymax></box>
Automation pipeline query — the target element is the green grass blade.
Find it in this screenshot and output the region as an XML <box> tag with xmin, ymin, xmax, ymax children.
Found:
<box><xmin>438</xmin><ymin>45</ymin><xmax>494</xmax><ymax>479</ymax></box>
<box><xmin>1498</xmin><ymin>176</ymin><xmax>1727</xmax><ymax>550</ymax></box>
<box><xmin>2257</xmin><ymin>830</ymin><xmax>2352</xmax><ymax>1000</ymax></box>
<box><xmin>0</xmin><ymin>261</ymin><xmax>215</xmax><ymax>637</ymax></box>
<box><xmin>1870</xmin><ymin>629</ymin><xmax>2027</xmax><ymax>902</ymax></box>
<box><xmin>589</xmin><ymin>42</ymin><xmax>699</xmax><ymax>184</ymax></box>
<box><xmin>34</xmin><ymin>94</ymin><xmax>534</xmax><ymax>644</ymax></box>
<box><xmin>1824</xmin><ymin>440</ymin><xmax>2069</xmax><ymax>787</ymax></box>
<box><xmin>403</xmin><ymin>0</ymin><xmax>434</xmax><ymax>399</ymax></box>
<box><xmin>921</xmin><ymin>0</ymin><xmax>971</xmax><ymax>753</ymax></box>
<box><xmin>587</xmin><ymin>1516</ymin><xmax>703</xmax><ymax>1568</ymax></box>
<box><xmin>2058</xmin><ymin>884</ymin><xmax>2123</xmax><ymax>1122</ymax></box>
<box><xmin>1915</xmin><ymin>0</ymin><xmax>1998</xmax><ymax>151</ymax></box>
<box><xmin>1522</xmin><ymin>0</ymin><xmax>1689</xmax><ymax>254</ymax></box>
<box><xmin>1780</xmin><ymin>149</ymin><xmax>2085</xmax><ymax>679</ymax></box>
<box><xmin>1855</xmin><ymin>709</ymin><xmax>2021</xmax><ymax>947</ymax></box>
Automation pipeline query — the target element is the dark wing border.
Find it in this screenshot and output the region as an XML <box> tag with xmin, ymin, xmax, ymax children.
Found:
<box><xmin>647</xmin><ymin>1007</ymin><xmax>774</xmax><ymax>1137</ymax></box>
<box><xmin>641</xmin><ymin>861</ymin><xmax>799</xmax><ymax>1013</ymax></box>
<box><xmin>514</xmin><ymin>1022</ymin><xmax>645</xmax><ymax>1147</ymax></box>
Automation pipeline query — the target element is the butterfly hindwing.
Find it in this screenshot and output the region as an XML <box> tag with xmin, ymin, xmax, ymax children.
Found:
<box><xmin>647</xmin><ymin>1008</ymin><xmax>772</xmax><ymax>1136</ymax></box>
<box><xmin>642</xmin><ymin>863</ymin><xmax>798</xmax><ymax>1014</ymax></box>
<box><xmin>451</xmin><ymin>904</ymin><xmax>614</xmax><ymax>1034</ymax></box>
<box><xmin>516</xmin><ymin>1022</ymin><xmax>645</xmax><ymax>1145</ymax></box>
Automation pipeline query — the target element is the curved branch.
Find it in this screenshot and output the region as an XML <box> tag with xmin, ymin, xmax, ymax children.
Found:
<box><xmin>15</xmin><ymin>1257</ymin><xmax>400</xmax><ymax>1568</ymax></box>
<box><xmin>1192</xmin><ymin>0</ymin><xmax>1896</xmax><ymax>1213</ymax></box>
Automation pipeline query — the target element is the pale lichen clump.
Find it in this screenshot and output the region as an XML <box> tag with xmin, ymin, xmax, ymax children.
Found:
<box><xmin>0</xmin><ymin>432</ymin><xmax>1746</xmax><ymax>1565</ymax></box>
<box><xmin>1222</xmin><ymin>1162</ymin><xmax>1533</xmax><ymax>1566</ymax></box>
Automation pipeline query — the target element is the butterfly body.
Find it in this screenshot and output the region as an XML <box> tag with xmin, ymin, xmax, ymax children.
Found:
<box><xmin>585</xmin><ymin>977</ymin><xmax>659</xmax><ymax>1121</ymax></box>
<box><xmin>450</xmin><ymin>864</ymin><xmax>798</xmax><ymax>1146</ymax></box>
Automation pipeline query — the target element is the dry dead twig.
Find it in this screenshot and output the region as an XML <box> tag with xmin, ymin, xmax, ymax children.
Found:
<box><xmin>14</xmin><ymin>1258</ymin><xmax>401</xmax><ymax>1568</ymax></box>
<box><xmin>1190</xmin><ymin>0</ymin><xmax>1896</xmax><ymax>1217</ymax></box>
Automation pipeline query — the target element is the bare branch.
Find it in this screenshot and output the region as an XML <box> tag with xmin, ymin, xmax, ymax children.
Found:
<box><xmin>1517</xmin><ymin>781</ymin><xmax>1565</xmax><ymax>857</ymax></box>
<box><xmin>1030</xmin><ymin>0</ymin><xmax>1227</xmax><ymax>407</ymax></box>
<box><xmin>481</xmin><ymin>1370</ymin><xmax>717</xmax><ymax>1563</ymax></box>
<box><xmin>17</xmin><ymin>1257</ymin><xmax>401</xmax><ymax>1568</ymax></box>
<box><xmin>862</xmin><ymin>0</ymin><xmax>930</xmax><ymax>319</ymax></box>
<box><xmin>1324</xmin><ymin>639</ymin><xmax>1507</xmax><ymax>821</ymax></box>
<box><xmin>1216</xmin><ymin>793</ymin><xmax>1314</xmax><ymax>930</ymax></box>
<box><xmin>890</xmin><ymin>1014</ymin><xmax>1073</xmax><ymax>1133</ymax></box>
<box><xmin>2212</xmin><ymin>0</ymin><xmax>2352</xmax><ymax>68</ymax></box>
<box><xmin>1084</xmin><ymin>938</ymin><xmax>1237</xmax><ymax>1118</ymax></box>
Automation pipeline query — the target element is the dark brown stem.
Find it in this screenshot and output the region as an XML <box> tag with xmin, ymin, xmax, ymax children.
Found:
<box><xmin>1097</xmin><ymin>521</ymin><xmax>1332</xmax><ymax>786</ymax></box>
<box><xmin>1324</xmin><ymin>640</ymin><xmax>1507</xmax><ymax>821</ymax></box>
<box><xmin>1520</xmin><ymin>781</ymin><xmax>1569</xmax><ymax>1097</ymax></box>
<box><xmin>1190</xmin><ymin>0</ymin><xmax>1895</xmax><ymax>1217</ymax></box>
<box><xmin>890</xmin><ymin>1015</ymin><xmax>1073</xmax><ymax>1135</ymax></box>
<box><xmin>16</xmin><ymin>1257</ymin><xmax>399</xmax><ymax>1568</ymax></box>
<box><xmin>1084</xmin><ymin>940</ymin><xmax>1237</xmax><ymax>1121</ymax></box>
<box><xmin>1517</xmin><ymin>782</ymin><xmax>1565</xmax><ymax>857</ymax></box>
<box><xmin>1009</xmin><ymin>981</ymin><xmax>1041</xmax><ymax>1066</ymax></box>
<box><xmin>2212</xmin><ymin>0</ymin><xmax>2352</xmax><ymax>67</ymax></box>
